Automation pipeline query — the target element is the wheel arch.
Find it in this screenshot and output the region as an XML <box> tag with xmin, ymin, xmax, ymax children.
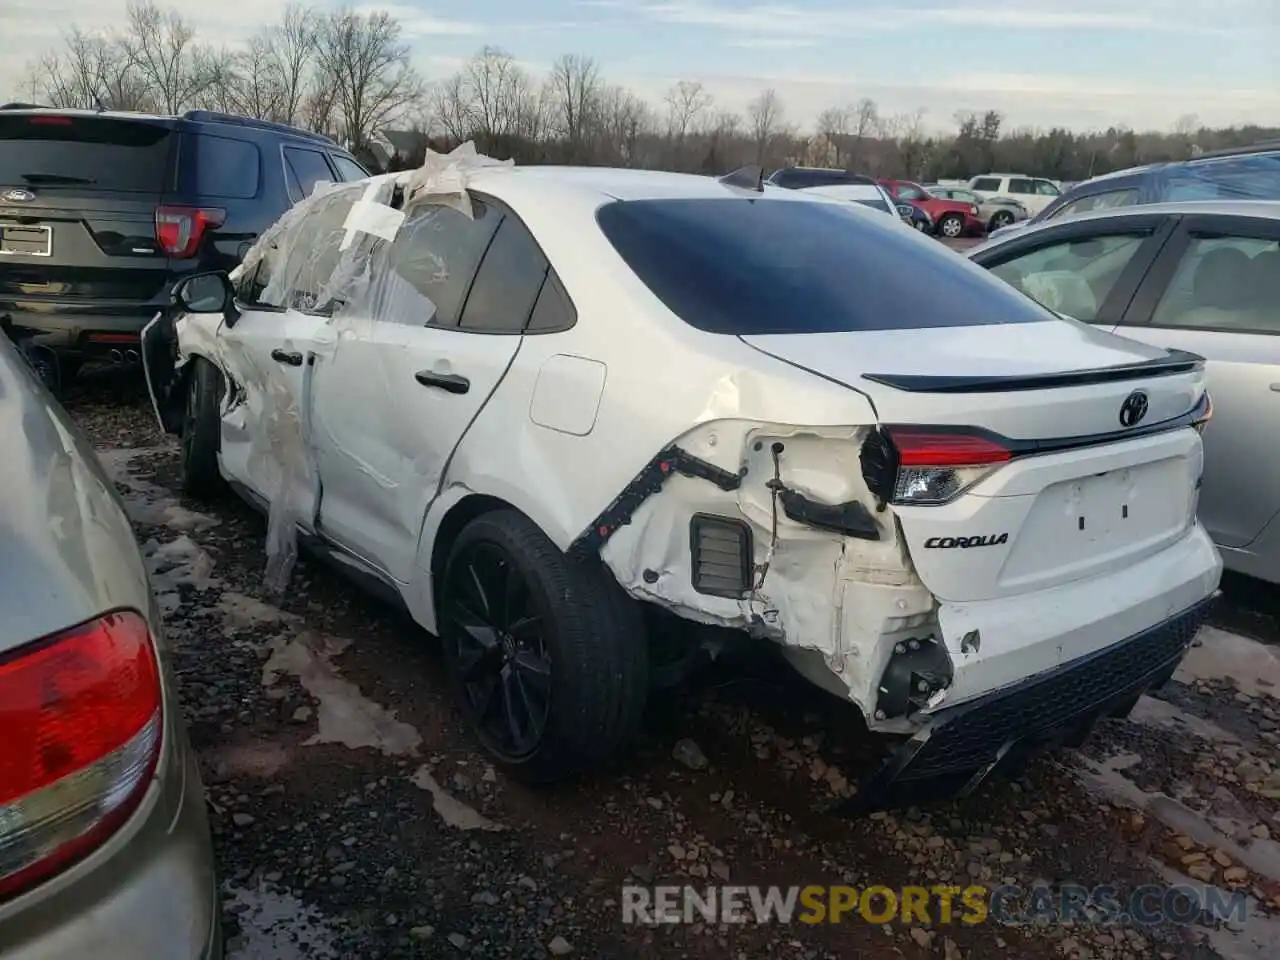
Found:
<box><xmin>415</xmin><ymin>487</ymin><xmax>585</xmax><ymax>634</ymax></box>
<box><xmin>163</xmin><ymin>347</ymin><xmax>223</xmax><ymax>436</ymax></box>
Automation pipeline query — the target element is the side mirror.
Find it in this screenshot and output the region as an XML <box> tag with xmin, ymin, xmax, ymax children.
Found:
<box><xmin>172</xmin><ymin>272</ymin><xmax>233</xmax><ymax>314</ymax></box>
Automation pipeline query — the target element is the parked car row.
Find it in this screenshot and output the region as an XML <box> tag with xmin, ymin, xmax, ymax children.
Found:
<box><xmin>968</xmin><ymin>199</ymin><xmax>1280</xmax><ymax>583</ymax></box>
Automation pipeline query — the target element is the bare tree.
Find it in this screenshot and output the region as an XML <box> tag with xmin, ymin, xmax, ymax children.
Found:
<box><xmin>546</xmin><ymin>54</ymin><xmax>601</xmax><ymax>159</ymax></box>
<box><xmin>747</xmin><ymin>87</ymin><xmax>783</xmax><ymax>165</ymax></box>
<box><xmin>313</xmin><ymin>8</ymin><xmax>423</xmax><ymax>151</ymax></box>
<box><xmin>596</xmin><ymin>84</ymin><xmax>650</xmax><ymax>164</ymax></box>
<box><xmin>227</xmin><ymin>35</ymin><xmax>286</xmax><ymax>120</ymax></box>
<box><xmin>268</xmin><ymin>3</ymin><xmax>318</xmax><ymax>125</ymax></box>
<box><xmin>122</xmin><ymin>1</ymin><xmax>213</xmax><ymax>113</ymax></box>
<box><xmin>664</xmin><ymin>79</ymin><xmax>712</xmax><ymax>141</ymax></box>
<box><xmin>815</xmin><ymin>104</ymin><xmax>850</xmax><ymax>165</ymax></box>
<box><xmin>431</xmin><ymin>72</ymin><xmax>475</xmax><ymax>143</ymax></box>
<box><xmin>463</xmin><ymin>46</ymin><xmax>527</xmax><ymax>139</ymax></box>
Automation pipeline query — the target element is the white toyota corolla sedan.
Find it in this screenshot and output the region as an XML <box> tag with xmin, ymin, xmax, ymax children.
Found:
<box><xmin>141</xmin><ymin>147</ymin><xmax>1221</xmax><ymax>810</ymax></box>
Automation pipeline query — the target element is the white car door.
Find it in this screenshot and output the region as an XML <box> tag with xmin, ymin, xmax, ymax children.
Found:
<box><xmin>212</xmin><ymin>189</ymin><xmax>364</xmax><ymax>520</ymax></box>
<box><xmin>308</xmin><ymin>197</ymin><xmax>543</xmax><ymax>582</ymax></box>
<box><xmin>1105</xmin><ymin>213</ymin><xmax>1280</xmax><ymax>556</ymax></box>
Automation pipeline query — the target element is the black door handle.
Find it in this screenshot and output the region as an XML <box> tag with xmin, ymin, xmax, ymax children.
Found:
<box><xmin>271</xmin><ymin>348</ymin><xmax>303</xmax><ymax>366</ymax></box>
<box><xmin>414</xmin><ymin>370</ymin><xmax>470</xmax><ymax>394</ymax></box>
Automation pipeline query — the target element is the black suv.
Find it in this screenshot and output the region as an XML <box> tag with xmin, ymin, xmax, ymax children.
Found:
<box><xmin>0</xmin><ymin>107</ymin><xmax>369</xmax><ymax>386</ymax></box>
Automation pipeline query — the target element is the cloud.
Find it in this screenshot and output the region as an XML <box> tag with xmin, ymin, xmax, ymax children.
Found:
<box><xmin>351</xmin><ymin>4</ymin><xmax>480</xmax><ymax>38</ymax></box>
<box><xmin>609</xmin><ymin>65</ymin><xmax>1280</xmax><ymax>132</ymax></box>
<box><xmin>726</xmin><ymin>37</ymin><xmax>822</xmax><ymax>49</ymax></box>
<box><xmin>585</xmin><ymin>0</ymin><xmax>1250</xmax><ymax>40</ymax></box>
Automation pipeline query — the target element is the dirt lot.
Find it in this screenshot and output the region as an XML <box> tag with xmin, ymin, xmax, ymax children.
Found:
<box><xmin>68</xmin><ymin>367</ymin><xmax>1280</xmax><ymax>960</ymax></box>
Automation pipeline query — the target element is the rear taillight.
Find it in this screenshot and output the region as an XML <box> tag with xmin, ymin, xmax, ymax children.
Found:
<box><xmin>970</xmin><ymin>205</ymin><xmax>980</xmax><ymax>216</ymax></box>
<box><xmin>29</xmin><ymin>116</ymin><xmax>73</xmax><ymax>126</ymax></box>
<box><xmin>155</xmin><ymin>205</ymin><xmax>225</xmax><ymax>259</ymax></box>
<box><xmin>1192</xmin><ymin>392</ymin><xmax>1213</xmax><ymax>434</ymax></box>
<box><xmin>0</xmin><ymin>611</ymin><xmax>162</xmax><ymax>901</ymax></box>
<box><xmin>863</xmin><ymin>427</ymin><xmax>1012</xmax><ymax>506</ymax></box>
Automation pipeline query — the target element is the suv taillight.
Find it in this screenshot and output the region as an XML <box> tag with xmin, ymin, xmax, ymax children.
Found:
<box><xmin>0</xmin><ymin>611</ymin><xmax>162</xmax><ymax>901</ymax></box>
<box><xmin>861</xmin><ymin>427</ymin><xmax>1013</xmax><ymax>507</ymax></box>
<box><xmin>155</xmin><ymin>205</ymin><xmax>225</xmax><ymax>259</ymax></box>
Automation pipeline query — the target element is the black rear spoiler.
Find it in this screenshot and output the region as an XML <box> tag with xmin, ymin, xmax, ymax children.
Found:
<box><xmin>862</xmin><ymin>349</ymin><xmax>1204</xmax><ymax>394</ymax></box>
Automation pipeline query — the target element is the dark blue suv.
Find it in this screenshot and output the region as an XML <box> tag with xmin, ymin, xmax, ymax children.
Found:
<box><xmin>0</xmin><ymin>106</ymin><xmax>369</xmax><ymax>387</ymax></box>
<box><xmin>1010</xmin><ymin>143</ymin><xmax>1280</xmax><ymax>230</ymax></box>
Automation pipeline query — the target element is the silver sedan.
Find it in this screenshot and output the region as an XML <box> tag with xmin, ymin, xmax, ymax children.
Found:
<box><xmin>0</xmin><ymin>336</ymin><xmax>221</xmax><ymax>958</ymax></box>
<box><xmin>968</xmin><ymin>199</ymin><xmax>1280</xmax><ymax>584</ymax></box>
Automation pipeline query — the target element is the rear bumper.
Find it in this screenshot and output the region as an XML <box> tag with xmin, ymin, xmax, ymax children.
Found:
<box><xmin>844</xmin><ymin>524</ymin><xmax>1222</xmax><ymax>811</ymax></box>
<box><xmin>0</xmin><ymin>300</ymin><xmax>168</xmax><ymax>354</ymax></box>
<box><xmin>848</xmin><ymin>592</ymin><xmax>1216</xmax><ymax>812</ymax></box>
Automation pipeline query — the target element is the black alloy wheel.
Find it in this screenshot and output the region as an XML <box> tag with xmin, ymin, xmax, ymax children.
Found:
<box><xmin>444</xmin><ymin>540</ymin><xmax>553</xmax><ymax>761</ymax></box>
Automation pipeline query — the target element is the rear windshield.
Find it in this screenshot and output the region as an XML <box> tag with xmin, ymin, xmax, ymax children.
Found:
<box><xmin>595</xmin><ymin>197</ymin><xmax>1055</xmax><ymax>334</ymax></box>
<box><xmin>0</xmin><ymin>115</ymin><xmax>173</xmax><ymax>193</ymax></box>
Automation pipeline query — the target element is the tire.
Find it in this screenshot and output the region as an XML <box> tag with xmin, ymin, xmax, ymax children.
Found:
<box><xmin>180</xmin><ymin>357</ymin><xmax>227</xmax><ymax>497</ymax></box>
<box><xmin>59</xmin><ymin>358</ymin><xmax>84</xmax><ymax>383</ymax></box>
<box><xmin>989</xmin><ymin>209</ymin><xmax>1014</xmax><ymax>230</ymax></box>
<box><xmin>440</xmin><ymin>509</ymin><xmax>649</xmax><ymax>783</ymax></box>
<box><xmin>937</xmin><ymin>213</ymin><xmax>964</xmax><ymax>239</ymax></box>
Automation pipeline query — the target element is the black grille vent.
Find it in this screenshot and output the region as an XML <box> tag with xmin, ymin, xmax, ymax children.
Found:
<box><xmin>689</xmin><ymin>514</ymin><xmax>753</xmax><ymax>599</ymax></box>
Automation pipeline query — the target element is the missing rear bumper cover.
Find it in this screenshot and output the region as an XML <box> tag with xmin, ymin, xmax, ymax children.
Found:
<box><xmin>837</xmin><ymin>595</ymin><xmax>1216</xmax><ymax>814</ymax></box>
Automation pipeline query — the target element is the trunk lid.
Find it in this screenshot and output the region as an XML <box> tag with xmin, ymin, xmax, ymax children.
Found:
<box><xmin>0</xmin><ymin>112</ymin><xmax>174</xmax><ymax>305</ymax></box>
<box><xmin>741</xmin><ymin>321</ymin><xmax>1209</xmax><ymax>603</ymax></box>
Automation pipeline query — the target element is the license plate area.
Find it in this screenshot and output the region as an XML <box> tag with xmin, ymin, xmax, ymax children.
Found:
<box><xmin>1001</xmin><ymin>457</ymin><xmax>1191</xmax><ymax>587</ymax></box>
<box><xmin>0</xmin><ymin>224</ymin><xmax>52</xmax><ymax>257</ymax></box>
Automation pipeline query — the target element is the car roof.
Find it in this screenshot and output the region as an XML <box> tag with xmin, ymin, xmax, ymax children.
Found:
<box><xmin>461</xmin><ymin>165</ymin><xmax>829</xmax><ymax>204</ymax></box>
<box><xmin>0</xmin><ymin>105</ymin><xmax>341</xmax><ymax>147</ymax></box>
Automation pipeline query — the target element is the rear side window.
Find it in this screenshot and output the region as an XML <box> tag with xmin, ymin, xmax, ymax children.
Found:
<box><xmin>1051</xmin><ymin>189</ymin><xmax>1138</xmax><ymax>219</ymax></box>
<box><xmin>0</xmin><ymin>114</ymin><xmax>172</xmax><ymax>192</ymax></box>
<box><xmin>1149</xmin><ymin>234</ymin><xmax>1280</xmax><ymax>334</ymax></box>
<box><xmin>283</xmin><ymin>147</ymin><xmax>335</xmax><ymax>202</ymax></box>
<box><xmin>527</xmin><ymin>270</ymin><xmax>576</xmax><ymax>333</ymax></box>
<box><xmin>1009</xmin><ymin>178</ymin><xmax>1035</xmax><ymax>193</ymax></box>
<box><xmin>385</xmin><ymin>200</ymin><xmax>500</xmax><ymax>327</ymax></box>
<box><xmin>330</xmin><ymin>155</ymin><xmax>368</xmax><ymax>182</ymax></box>
<box><xmin>459</xmin><ymin>215</ymin><xmax>548</xmax><ymax>333</ymax></box>
<box><xmin>596</xmin><ymin>198</ymin><xmax>1055</xmax><ymax>334</ymax></box>
<box><xmin>971</xmin><ymin>178</ymin><xmax>1001</xmax><ymax>191</ymax></box>
<box><xmin>193</xmin><ymin>134</ymin><xmax>259</xmax><ymax>199</ymax></box>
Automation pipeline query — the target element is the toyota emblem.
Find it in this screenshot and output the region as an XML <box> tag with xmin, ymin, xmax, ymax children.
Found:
<box><xmin>1</xmin><ymin>188</ymin><xmax>35</xmax><ymax>203</ymax></box>
<box><xmin>1119</xmin><ymin>390</ymin><xmax>1149</xmax><ymax>427</ymax></box>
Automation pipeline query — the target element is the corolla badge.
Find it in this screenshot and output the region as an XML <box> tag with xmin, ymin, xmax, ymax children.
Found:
<box><xmin>1</xmin><ymin>188</ymin><xmax>35</xmax><ymax>203</ymax></box>
<box><xmin>1119</xmin><ymin>390</ymin><xmax>1149</xmax><ymax>428</ymax></box>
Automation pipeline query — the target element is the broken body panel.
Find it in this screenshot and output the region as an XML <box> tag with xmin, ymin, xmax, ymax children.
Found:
<box><xmin>143</xmin><ymin>147</ymin><xmax>1221</xmax><ymax>810</ymax></box>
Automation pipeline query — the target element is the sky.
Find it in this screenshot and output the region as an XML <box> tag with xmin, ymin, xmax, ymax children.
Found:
<box><xmin>1</xmin><ymin>0</ymin><xmax>1277</xmax><ymax>133</ymax></box>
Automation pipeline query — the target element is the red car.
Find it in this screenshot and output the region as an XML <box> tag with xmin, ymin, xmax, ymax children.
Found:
<box><xmin>879</xmin><ymin>179</ymin><xmax>986</xmax><ymax>239</ymax></box>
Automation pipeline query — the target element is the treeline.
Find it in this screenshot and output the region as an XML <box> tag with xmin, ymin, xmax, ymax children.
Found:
<box><xmin>21</xmin><ymin>2</ymin><xmax>1279</xmax><ymax>182</ymax></box>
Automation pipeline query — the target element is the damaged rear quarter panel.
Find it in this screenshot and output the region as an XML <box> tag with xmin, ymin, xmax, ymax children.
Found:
<box><xmin>418</xmin><ymin>181</ymin><xmax>935</xmax><ymax>716</ymax></box>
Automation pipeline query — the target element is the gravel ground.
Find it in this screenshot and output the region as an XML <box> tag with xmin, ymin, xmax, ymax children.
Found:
<box><xmin>65</xmin><ymin>366</ymin><xmax>1280</xmax><ymax>960</ymax></box>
